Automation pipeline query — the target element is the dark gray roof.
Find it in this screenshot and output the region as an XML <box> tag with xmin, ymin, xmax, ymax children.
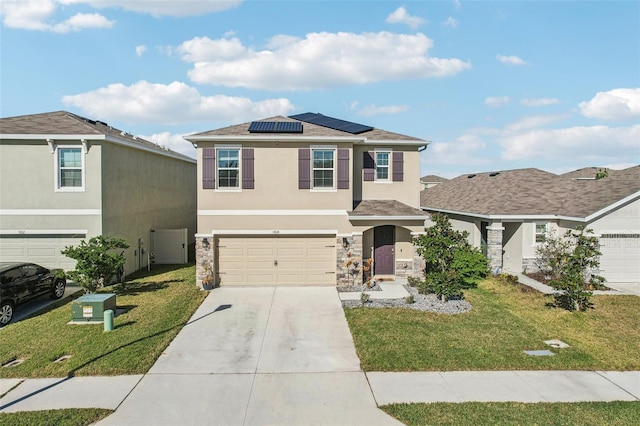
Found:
<box><xmin>0</xmin><ymin>111</ymin><xmax>194</xmax><ymax>162</ymax></box>
<box><xmin>420</xmin><ymin>166</ymin><xmax>640</xmax><ymax>219</ymax></box>
<box><xmin>189</xmin><ymin>115</ymin><xmax>424</xmax><ymax>142</ymax></box>
<box><xmin>350</xmin><ymin>200</ymin><xmax>428</xmax><ymax>218</ymax></box>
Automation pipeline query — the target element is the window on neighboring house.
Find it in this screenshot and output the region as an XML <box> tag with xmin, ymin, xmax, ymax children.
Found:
<box><xmin>217</xmin><ymin>149</ymin><xmax>240</xmax><ymax>188</ymax></box>
<box><xmin>57</xmin><ymin>147</ymin><xmax>84</xmax><ymax>191</ymax></box>
<box><xmin>376</xmin><ymin>151</ymin><xmax>390</xmax><ymax>180</ymax></box>
<box><xmin>312</xmin><ymin>149</ymin><xmax>334</xmax><ymax>189</ymax></box>
<box><xmin>535</xmin><ymin>223</ymin><xmax>547</xmax><ymax>243</ymax></box>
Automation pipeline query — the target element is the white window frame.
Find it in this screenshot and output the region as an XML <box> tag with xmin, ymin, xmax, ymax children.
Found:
<box><xmin>534</xmin><ymin>222</ymin><xmax>547</xmax><ymax>244</ymax></box>
<box><xmin>215</xmin><ymin>145</ymin><xmax>241</xmax><ymax>192</ymax></box>
<box><xmin>310</xmin><ymin>145</ymin><xmax>336</xmax><ymax>191</ymax></box>
<box><xmin>55</xmin><ymin>145</ymin><xmax>85</xmax><ymax>192</ymax></box>
<box><xmin>374</xmin><ymin>148</ymin><xmax>392</xmax><ymax>182</ymax></box>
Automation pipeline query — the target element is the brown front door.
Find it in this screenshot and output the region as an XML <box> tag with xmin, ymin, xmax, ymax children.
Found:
<box><xmin>374</xmin><ymin>225</ymin><xmax>395</xmax><ymax>275</ymax></box>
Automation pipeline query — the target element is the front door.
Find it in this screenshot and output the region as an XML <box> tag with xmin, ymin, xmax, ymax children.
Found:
<box><xmin>374</xmin><ymin>225</ymin><xmax>395</xmax><ymax>275</ymax></box>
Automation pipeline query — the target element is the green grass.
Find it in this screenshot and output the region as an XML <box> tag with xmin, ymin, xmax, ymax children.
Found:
<box><xmin>0</xmin><ymin>408</ymin><xmax>112</xmax><ymax>426</ymax></box>
<box><xmin>345</xmin><ymin>277</ymin><xmax>640</xmax><ymax>371</ymax></box>
<box><xmin>381</xmin><ymin>401</ymin><xmax>640</xmax><ymax>426</ymax></box>
<box><xmin>0</xmin><ymin>265</ymin><xmax>206</xmax><ymax>378</ymax></box>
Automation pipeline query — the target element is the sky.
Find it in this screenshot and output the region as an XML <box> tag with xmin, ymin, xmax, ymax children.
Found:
<box><xmin>1</xmin><ymin>0</ymin><xmax>638</xmax><ymax>178</ymax></box>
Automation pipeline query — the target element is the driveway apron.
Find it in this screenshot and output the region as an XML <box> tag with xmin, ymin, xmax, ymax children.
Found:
<box><xmin>98</xmin><ymin>287</ymin><xmax>399</xmax><ymax>426</ymax></box>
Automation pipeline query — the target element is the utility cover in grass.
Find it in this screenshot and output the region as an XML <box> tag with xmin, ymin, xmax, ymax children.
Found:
<box><xmin>544</xmin><ymin>339</ymin><xmax>570</xmax><ymax>348</ymax></box>
<box><xmin>524</xmin><ymin>350</ymin><xmax>555</xmax><ymax>356</ymax></box>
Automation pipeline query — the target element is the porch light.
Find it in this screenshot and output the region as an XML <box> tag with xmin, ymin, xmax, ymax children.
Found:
<box><xmin>342</xmin><ymin>237</ymin><xmax>350</xmax><ymax>249</ymax></box>
<box><xmin>202</xmin><ymin>238</ymin><xmax>210</xmax><ymax>250</ymax></box>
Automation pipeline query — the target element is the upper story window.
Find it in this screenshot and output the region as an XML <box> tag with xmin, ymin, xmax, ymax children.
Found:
<box><xmin>312</xmin><ymin>149</ymin><xmax>335</xmax><ymax>189</ymax></box>
<box><xmin>376</xmin><ymin>151</ymin><xmax>390</xmax><ymax>181</ymax></box>
<box><xmin>217</xmin><ymin>149</ymin><xmax>240</xmax><ymax>189</ymax></box>
<box><xmin>56</xmin><ymin>146</ymin><xmax>84</xmax><ymax>191</ymax></box>
<box><xmin>535</xmin><ymin>223</ymin><xmax>547</xmax><ymax>243</ymax></box>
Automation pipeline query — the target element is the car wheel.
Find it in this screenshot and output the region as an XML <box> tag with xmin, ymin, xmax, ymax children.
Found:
<box><xmin>0</xmin><ymin>302</ymin><xmax>13</xmax><ymax>326</ymax></box>
<box><xmin>51</xmin><ymin>279</ymin><xmax>66</xmax><ymax>299</ymax></box>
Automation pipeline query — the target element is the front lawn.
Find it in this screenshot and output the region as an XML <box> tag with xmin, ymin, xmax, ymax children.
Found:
<box><xmin>345</xmin><ymin>277</ymin><xmax>640</xmax><ymax>371</ymax></box>
<box><xmin>381</xmin><ymin>401</ymin><xmax>640</xmax><ymax>426</ymax></box>
<box><xmin>0</xmin><ymin>265</ymin><xmax>206</xmax><ymax>378</ymax></box>
<box><xmin>0</xmin><ymin>408</ymin><xmax>112</xmax><ymax>426</ymax></box>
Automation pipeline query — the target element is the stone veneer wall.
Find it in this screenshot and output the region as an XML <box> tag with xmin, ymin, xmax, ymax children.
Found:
<box><xmin>487</xmin><ymin>224</ymin><xmax>504</xmax><ymax>273</ymax></box>
<box><xmin>336</xmin><ymin>234</ymin><xmax>363</xmax><ymax>287</ymax></box>
<box><xmin>195</xmin><ymin>235</ymin><xmax>214</xmax><ymax>289</ymax></box>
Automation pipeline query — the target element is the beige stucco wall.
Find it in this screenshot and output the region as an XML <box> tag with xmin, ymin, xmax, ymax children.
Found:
<box><xmin>353</xmin><ymin>145</ymin><xmax>421</xmax><ymax>207</ymax></box>
<box><xmin>101</xmin><ymin>143</ymin><xmax>196</xmax><ymax>274</ymax></box>
<box><xmin>583</xmin><ymin>198</ymin><xmax>640</xmax><ymax>234</ymax></box>
<box><xmin>502</xmin><ymin>222</ymin><xmax>523</xmax><ymax>273</ymax></box>
<box><xmin>197</xmin><ymin>142</ymin><xmax>353</xmax><ymax>212</ymax></box>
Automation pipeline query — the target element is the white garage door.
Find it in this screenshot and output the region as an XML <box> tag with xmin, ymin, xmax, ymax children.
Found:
<box><xmin>217</xmin><ymin>236</ymin><xmax>336</xmax><ymax>286</ymax></box>
<box><xmin>0</xmin><ymin>234</ymin><xmax>84</xmax><ymax>270</ymax></box>
<box><xmin>599</xmin><ymin>234</ymin><xmax>640</xmax><ymax>283</ymax></box>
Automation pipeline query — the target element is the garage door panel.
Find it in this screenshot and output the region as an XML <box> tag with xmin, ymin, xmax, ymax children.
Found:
<box><xmin>217</xmin><ymin>236</ymin><xmax>335</xmax><ymax>286</ymax></box>
<box><xmin>599</xmin><ymin>235</ymin><xmax>640</xmax><ymax>283</ymax></box>
<box><xmin>0</xmin><ymin>236</ymin><xmax>82</xmax><ymax>269</ymax></box>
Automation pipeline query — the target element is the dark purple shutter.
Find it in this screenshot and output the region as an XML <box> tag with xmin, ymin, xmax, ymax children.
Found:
<box><xmin>363</xmin><ymin>151</ymin><xmax>375</xmax><ymax>181</ymax></box>
<box><xmin>392</xmin><ymin>151</ymin><xmax>404</xmax><ymax>182</ymax></box>
<box><xmin>242</xmin><ymin>148</ymin><xmax>254</xmax><ymax>189</ymax></box>
<box><xmin>298</xmin><ymin>148</ymin><xmax>310</xmax><ymax>189</ymax></box>
<box><xmin>337</xmin><ymin>149</ymin><xmax>349</xmax><ymax>189</ymax></box>
<box><xmin>202</xmin><ymin>147</ymin><xmax>215</xmax><ymax>189</ymax></box>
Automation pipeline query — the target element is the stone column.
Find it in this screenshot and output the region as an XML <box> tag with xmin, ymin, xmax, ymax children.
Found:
<box><xmin>195</xmin><ymin>234</ymin><xmax>214</xmax><ymax>289</ymax></box>
<box><xmin>336</xmin><ymin>233</ymin><xmax>363</xmax><ymax>287</ymax></box>
<box><xmin>410</xmin><ymin>232</ymin><xmax>426</xmax><ymax>278</ymax></box>
<box><xmin>487</xmin><ymin>222</ymin><xmax>504</xmax><ymax>273</ymax></box>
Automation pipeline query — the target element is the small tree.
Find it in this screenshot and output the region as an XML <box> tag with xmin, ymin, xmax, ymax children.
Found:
<box><xmin>413</xmin><ymin>213</ymin><xmax>488</xmax><ymax>301</ymax></box>
<box><xmin>536</xmin><ymin>226</ymin><xmax>605</xmax><ymax>311</ymax></box>
<box><xmin>61</xmin><ymin>235</ymin><xmax>129</xmax><ymax>293</ymax></box>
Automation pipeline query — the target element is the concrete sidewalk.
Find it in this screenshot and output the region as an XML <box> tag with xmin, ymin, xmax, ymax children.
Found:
<box><xmin>2</xmin><ymin>370</ymin><xmax>638</xmax><ymax>414</ymax></box>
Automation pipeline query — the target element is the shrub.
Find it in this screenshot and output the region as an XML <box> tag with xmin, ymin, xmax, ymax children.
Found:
<box><xmin>413</xmin><ymin>213</ymin><xmax>488</xmax><ymax>301</ymax></box>
<box><xmin>61</xmin><ymin>235</ymin><xmax>129</xmax><ymax>293</ymax></box>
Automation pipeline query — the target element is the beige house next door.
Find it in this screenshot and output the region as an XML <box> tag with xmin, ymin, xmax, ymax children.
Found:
<box><xmin>217</xmin><ymin>236</ymin><xmax>336</xmax><ymax>286</ymax></box>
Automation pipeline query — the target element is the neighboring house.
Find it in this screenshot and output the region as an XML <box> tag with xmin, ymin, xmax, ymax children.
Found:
<box><xmin>421</xmin><ymin>167</ymin><xmax>640</xmax><ymax>284</ymax></box>
<box><xmin>0</xmin><ymin>111</ymin><xmax>197</xmax><ymax>275</ymax></box>
<box><xmin>186</xmin><ymin>113</ymin><xmax>428</xmax><ymax>288</ymax></box>
<box><xmin>420</xmin><ymin>174</ymin><xmax>448</xmax><ymax>190</ymax></box>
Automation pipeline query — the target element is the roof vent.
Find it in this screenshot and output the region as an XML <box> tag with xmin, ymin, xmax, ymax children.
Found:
<box><xmin>489</xmin><ymin>172</ymin><xmax>500</xmax><ymax>177</ymax></box>
<box><xmin>96</xmin><ymin>120</ymin><xmax>108</xmax><ymax>126</ymax></box>
<box><xmin>467</xmin><ymin>174</ymin><xmax>476</xmax><ymax>179</ymax></box>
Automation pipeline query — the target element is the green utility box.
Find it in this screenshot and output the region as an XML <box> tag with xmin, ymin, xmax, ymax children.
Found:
<box><xmin>71</xmin><ymin>293</ymin><xmax>117</xmax><ymax>322</ymax></box>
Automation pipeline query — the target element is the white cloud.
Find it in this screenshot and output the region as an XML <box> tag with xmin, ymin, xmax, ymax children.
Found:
<box><xmin>496</xmin><ymin>54</ymin><xmax>527</xmax><ymax>66</ymax></box>
<box><xmin>453</xmin><ymin>0</ymin><xmax>462</xmax><ymax>10</ymax></box>
<box><xmin>139</xmin><ymin>131</ymin><xmax>196</xmax><ymax>159</ymax></box>
<box><xmin>505</xmin><ymin>114</ymin><xmax>567</xmax><ymax>132</ymax></box>
<box><xmin>179</xmin><ymin>32</ymin><xmax>471</xmax><ymax>91</ymax></box>
<box><xmin>357</xmin><ymin>104</ymin><xmax>409</xmax><ymax>117</ymax></box>
<box><xmin>135</xmin><ymin>45</ymin><xmax>147</xmax><ymax>57</ymax></box>
<box><xmin>579</xmin><ymin>88</ymin><xmax>640</xmax><ymax>121</ymax></box>
<box><xmin>485</xmin><ymin>96</ymin><xmax>510</xmax><ymax>107</ymax></box>
<box><xmin>61</xmin><ymin>80</ymin><xmax>295</xmax><ymax>124</ymax></box>
<box><xmin>499</xmin><ymin>125</ymin><xmax>640</xmax><ymax>161</ymax></box>
<box><xmin>424</xmin><ymin>134</ymin><xmax>489</xmax><ymax>165</ymax></box>
<box><xmin>442</xmin><ymin>16</ymin><xmax>459</xmax><ymax>28</ymax></box>
<box><xmin>0</xmin><ymin>0</ymin><xmax>114</xmax><ymax>32</ymax></box>
<box><xmin>386</xmin><ymin>6</ymin><xmax>424</xmax><ymax>29</ymax></box>
<box><xmin>520</xmin><ymin>97</ymin><xmax>561</xmax><ymax>107</ymax></box>
<box><xmin>58</xmin><ymin>0</ymin><xmax>242</xmax><ymax>17</ymax></box>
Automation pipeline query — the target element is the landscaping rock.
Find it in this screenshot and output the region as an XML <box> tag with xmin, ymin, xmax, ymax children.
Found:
<box><xmin>341</xmin><ymin>285</ymin><xmax>472</xmax><ymax>314</ymax></box>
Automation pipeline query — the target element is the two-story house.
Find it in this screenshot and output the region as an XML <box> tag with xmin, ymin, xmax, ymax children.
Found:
<box><xmin>187</xmin><ymin>113</ymin><xmax>428</xmax><ymax>288</ymax></box>
<box><xmin>0</xmin><ymin>111</ymin><xmax>197</xmax><ymax>275</ymax></box>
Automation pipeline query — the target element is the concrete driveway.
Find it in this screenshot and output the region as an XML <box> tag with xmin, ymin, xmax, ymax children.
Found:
<box><xmin>98</xmin><ymin>287</ymin><xmax>399</xmax><ymax>426</ymax></box>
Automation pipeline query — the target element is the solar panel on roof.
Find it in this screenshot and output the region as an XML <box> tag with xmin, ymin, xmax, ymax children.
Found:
<box><xmin>248</xmin><ymin>121</ymin><xmax>302</xmax><ymax>133</ymax></box>
<box><xmin>289</xmin><ymin>112</ymin><xmax>373</xmax><ymax>134</ymax></box>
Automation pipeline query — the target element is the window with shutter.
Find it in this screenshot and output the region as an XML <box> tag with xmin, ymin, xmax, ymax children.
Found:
<box><xmin>298</xmin><ymin>148</ymin><xmax>310</xmax><ymax>189</ymax></box>
<box><xmin>337</xmin><ymin>149</ymin><xmax>349</xmax><ymax>189</ymax></box>
<box><xmin>202</xmin><ymin>147</ymin><xmax>215</xmax><ymax>189</ymax></box>
<box><xmin>392</xmin><ymin>151</ymin><xmax>404</xmax><ymax>182</ymax></box>
<box><xmin>242</xmin><ymin>148</ymin><xmax>254</xmax><ymax>189</ymax></box>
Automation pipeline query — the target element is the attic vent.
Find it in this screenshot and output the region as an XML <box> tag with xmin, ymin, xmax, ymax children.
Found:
<box><xmin>467</xmin><ymin>174</ymin><xmax>476</xmax><ymax>179</ymax></box>
<box><xmin>96</xmin><ymin>120</ymin><xmax>108</xmax><ymax>126</ymax></box>
<box><xmin>489</xmin><ymin>172</ymin><xmax>500</xmax><ymax>177</ymax></box>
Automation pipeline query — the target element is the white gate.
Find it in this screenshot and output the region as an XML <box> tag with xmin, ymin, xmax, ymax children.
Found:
<box><xmin>151</xmin><ymin>229</ymin><xmax>188</xmax><ymax>264</ymax></box>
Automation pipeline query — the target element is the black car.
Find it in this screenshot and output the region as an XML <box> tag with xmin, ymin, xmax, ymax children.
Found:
<box><xmin>0</xmin><ymin>262</ymin><xmax>66</xmax><ymax>326</ymax></box>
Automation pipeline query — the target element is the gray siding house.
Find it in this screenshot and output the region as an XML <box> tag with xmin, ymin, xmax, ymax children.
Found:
<box><xmin>421</xmin><ymin>166</ymin><xmax>640</xmax><ymax>284</ymax></box>
<box><xmin>0</xmin><ymin>111</ymin><xmax>197</xmax><ymax>275</ymax></box>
